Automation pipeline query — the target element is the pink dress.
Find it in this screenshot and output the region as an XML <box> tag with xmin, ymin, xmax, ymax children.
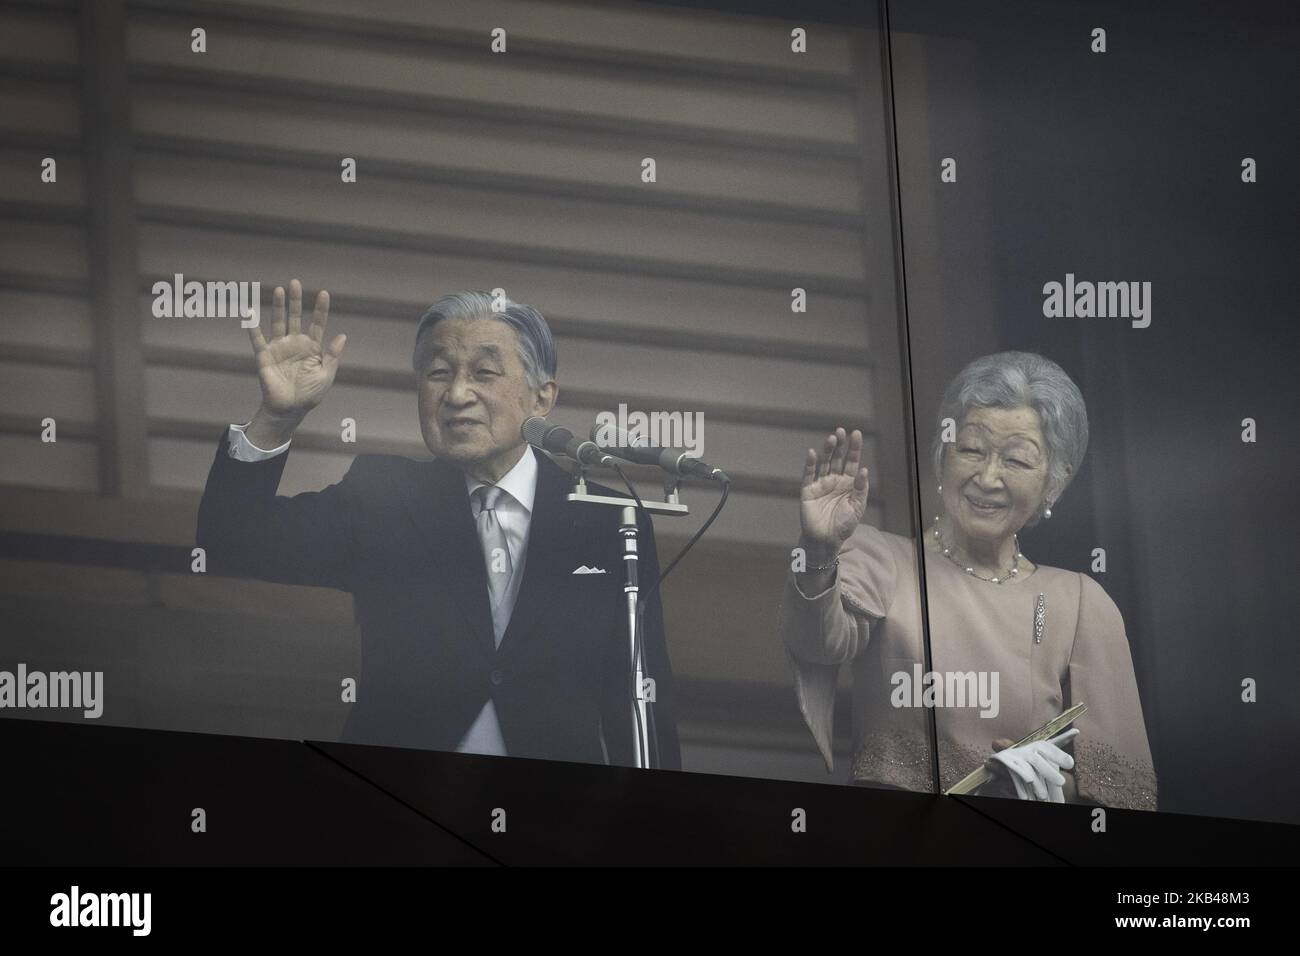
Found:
<box><xmin>777</xmin><ymin>522</ymin><xmax>1158</xmax><ymax>810</ymax></box>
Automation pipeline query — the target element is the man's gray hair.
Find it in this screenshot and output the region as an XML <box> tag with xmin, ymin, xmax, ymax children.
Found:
<box><xmin>931</xmin><ymin>351</ymin><xmax>1089</xmax><ymax>523</ymax></box>
<box><xmin>412</xmin><ymin>291</ymin><xmax>557</xmax><ymax>390</ymax></box>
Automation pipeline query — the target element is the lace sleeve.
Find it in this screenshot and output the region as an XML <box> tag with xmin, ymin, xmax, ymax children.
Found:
<box><xmin>776</xmin><ymin>524</ymin><xmax>901</xmax><ymax>774</ymax></box>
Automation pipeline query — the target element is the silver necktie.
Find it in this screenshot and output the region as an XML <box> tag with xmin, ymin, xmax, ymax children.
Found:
<box><xmin>473</xmin><ymin>485</ymin><xmax>514</xmax><ymax>648</ymax></box>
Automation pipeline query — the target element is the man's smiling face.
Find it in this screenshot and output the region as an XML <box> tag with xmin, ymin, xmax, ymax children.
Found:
<box><xmin>416</xmin><ymin>317</ymin><xmax>556</xmax><ymax>482</ymax></box>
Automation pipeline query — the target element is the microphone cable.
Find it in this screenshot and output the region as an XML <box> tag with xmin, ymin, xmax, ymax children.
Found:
<box><xmin>610</xmin><ymin>462</ymin><xmax>730</xmax><ymax>770</ymax></box>
<box><xmin>610</xmin><ymin>463</ymin><xmax>731</xmax><ymax>604</ymax></box>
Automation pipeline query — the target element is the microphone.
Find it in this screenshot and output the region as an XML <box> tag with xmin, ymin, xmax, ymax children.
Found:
<box><xmin>589</xmin><ymin>425</ymin><xmax>729</xmax><ymax>482</ymax></box>
<box><xmin>522</xmin><ymin>416</ymin><xmax>632</xmax><ymax>469</ymax></box>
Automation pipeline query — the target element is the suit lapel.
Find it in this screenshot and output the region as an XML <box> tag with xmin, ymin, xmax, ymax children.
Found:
<box><xmin>401</xmin><ymin>458</ymin><xmax>497</xmax><ymax>659</ymax></box>
<box><xmin>495</xmin><ymin>452</ymin><xmax>577</xmax><ymax>663</ymax></box>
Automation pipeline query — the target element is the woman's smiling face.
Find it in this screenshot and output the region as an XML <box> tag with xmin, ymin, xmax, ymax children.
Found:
<box><xmin>941</xmin><ymin>405</ymin><xmax>1054</xmax><ymax>546</ymax></box>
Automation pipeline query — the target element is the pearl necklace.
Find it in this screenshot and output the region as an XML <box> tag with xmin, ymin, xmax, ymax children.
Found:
<box><xmin>931</xmin><ymin>516</ymin><xmax>1022</xmax><ymax>584</ymax></box>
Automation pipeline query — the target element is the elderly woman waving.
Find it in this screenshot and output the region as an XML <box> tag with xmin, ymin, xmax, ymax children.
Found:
<box><xmin>778</xmin><ymin>351</ymin><xmax>1157</xmax><ymax>809</ymax></box>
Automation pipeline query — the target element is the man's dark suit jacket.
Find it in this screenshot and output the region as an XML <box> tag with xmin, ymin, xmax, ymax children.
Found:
<box><xmin>195</xmin><ymin>431</ymin><xmax>681</xmax><ymax>769</ymax></box>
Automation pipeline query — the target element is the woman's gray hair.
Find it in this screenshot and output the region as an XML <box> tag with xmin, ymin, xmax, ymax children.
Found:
<box><xmin>931</xmin><ymin>351</ymin><xmax>1088</xmax><ymax>523</ymax></box>
<box><xmin>412</xmin><ymin>291</ymin><xmax>557</xmax><ymax>390</ymax></box>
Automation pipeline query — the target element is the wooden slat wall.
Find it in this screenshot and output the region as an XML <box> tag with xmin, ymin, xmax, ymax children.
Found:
<box><xmin>0</xmin><ymin>1</ymin><xmax>96</xmax><ymax>489</ymax></box>
<box><xmin>114</xmin><ymin>0</ymin><xmax>893</xmax><ymax>548</ymax></box>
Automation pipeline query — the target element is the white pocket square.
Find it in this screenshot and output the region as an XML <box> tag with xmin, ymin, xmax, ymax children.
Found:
<box><xmin>572</xmin><ymin>565</ymin><xmax>607</xmax><ymax>575</ymax></box>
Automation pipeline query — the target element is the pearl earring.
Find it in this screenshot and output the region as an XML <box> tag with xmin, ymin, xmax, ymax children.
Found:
<box><xmin>937</xmin><ymin>484</ymin><xmax>942</xmax><ymax>495</ymax></box>
<box><xmin>1043</xmin><ymin>502</ymin><xmax>1053</xmax><ymax>519</ymax></box>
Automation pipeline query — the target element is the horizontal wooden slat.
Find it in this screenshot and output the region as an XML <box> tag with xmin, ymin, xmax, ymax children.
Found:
<box><xmin>133</xmin><ymin>0</ymin><xmax>860</xmax><ymax>76</ymax></box>
<box><xmin>0</xmin><ymin>291</ymin><xmax>93</xmax><ymax>352</ymax></box>
<box><xmin>136</xmin><ymin>225</ymin><xmax>873</xmax><ymax>343</ymax></box>
<box><xmin>0</xmin><ymin>198</ymin><xmax>82</xmax><ymax>224</ymax></box>
<box><xmin>0</xmin><ymin>484</ymin><xmax>185</xmax><ymax>546</ymax></box>
<box><xmin>0</xmin><ymin>218</ymin><xmax>86</xmax><ymax>278</ymax></box>
<box><xmin>0</xmin><ymin>5</ymin><xmax>78</xmax><ymax>66</ymax></box>
<box><xmin>126</xmin><ymin>17</ymin><xmax>858</xmax><ymax>146</ymax></box>
<box><xmin>0</xmin><ymin>411</ymin><xmax>94</xmax><ymax>439</ymax></box>
<box><xmin>130</xmin><ymin>90</ymin><xmax>864</xmax><ymax>217</ymax></box>
<box><xmin>136</xmin><ymin>205</ymin><xmax>866</xmax><ymax>296</ymax></box>
<box><xmin>0</xmin><ymin>80</ymin><xmax>82</xmax><ymax>136</ymax></box>
<box><xmin>0</xmin><ymin>432</ymin><xmax>97</xmax><ymax>491</ymax></box>
<box><xmin>0</xmin><ymin>273</ymin><xmax>86</xmax><ymax>297</ymax></box>
<box><xmin>0</xmin><ymin>343</ymin><xmax>91</xmax><ymax>371</ymax></box>
<box><xmin>0</xmin><ymin>145</ymin><xmax>82</xmax><ymax>204</ymax></box>
<box><xmin>0</xmin><ymin>359</ymin><xmax>97</xmax><ymax>420</ymax></box>
<box><xmin>133</xmin><ymin>152</ymin><xmax>866</xmax><ymax>281</ymax></box>
<box><xmin>561</xmin><ymin>338</ymin><xmax>874</xmax><ymax>420</ymax></box>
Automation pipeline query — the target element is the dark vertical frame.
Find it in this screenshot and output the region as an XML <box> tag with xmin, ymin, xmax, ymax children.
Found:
<box><xmin>848</xmin><ymin>33</ymin><xmax>909</xmax><ymax>537</ymax></box>
<box><xmin>79</xmin><ymin>0</ymin><xmax>148</xmax><ymax>496</ymax></box>
<box><xmin>876</xmin><ymin>0</ymin><xmax>942</xmax><ymax>796</ymax></box>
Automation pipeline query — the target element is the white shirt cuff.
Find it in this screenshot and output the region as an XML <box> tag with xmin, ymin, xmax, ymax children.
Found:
<box><xmin>227</xmin><ymin>422</ymin><xmax>291</xmax><ymax>462</ymax></box>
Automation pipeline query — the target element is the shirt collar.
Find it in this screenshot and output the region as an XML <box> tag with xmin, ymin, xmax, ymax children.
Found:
<box><xmin>464</xmin><ymin>444</ymin><xmax>538</xmax><ymax>514</ymax></box>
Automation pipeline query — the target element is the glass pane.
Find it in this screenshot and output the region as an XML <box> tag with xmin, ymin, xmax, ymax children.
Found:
<box><xmin>890</xmin><ymin>0</ymin><xmax>1297</xmax><ymax>823</ymax></box>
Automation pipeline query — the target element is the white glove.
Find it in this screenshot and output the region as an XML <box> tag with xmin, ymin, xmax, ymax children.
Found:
<box><xmin>988</xmin><ymin>728</ymin><xmax>1079</xmax><ymax>803</ymax></box>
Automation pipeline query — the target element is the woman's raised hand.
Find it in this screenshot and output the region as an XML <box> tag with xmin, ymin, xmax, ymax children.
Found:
<box><xmin>799</xmin><ymin>427</ymin><xmax>870</xmax><ymax>561</ymax></box>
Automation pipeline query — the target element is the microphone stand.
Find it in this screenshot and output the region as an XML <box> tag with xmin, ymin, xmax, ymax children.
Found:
<box><xmin>567</xmin><ymin>470</ymin><xmax>688</xmax><ymax>770</ymax></box>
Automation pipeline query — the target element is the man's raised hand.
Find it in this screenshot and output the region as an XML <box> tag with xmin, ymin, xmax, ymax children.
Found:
<box><xmin>242</xmin><ymin>279</ymin><xmax>345</xmax><ymax>448</ymax></box>
<box><xmin>246</xmin><ymin>279</ymin><xmax>345</xmax><ymax>417</ymax></box>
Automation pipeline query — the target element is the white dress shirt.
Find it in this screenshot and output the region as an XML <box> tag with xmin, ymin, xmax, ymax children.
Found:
<box><xmin>225</xmin><ymin>421</ymin><xmax>291</xmax><ymax>462</ymax></box>
<box><xmin>224</xmin><ymin>423</ymin><xmax>539</xmax><ymax>757</ymax></box>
